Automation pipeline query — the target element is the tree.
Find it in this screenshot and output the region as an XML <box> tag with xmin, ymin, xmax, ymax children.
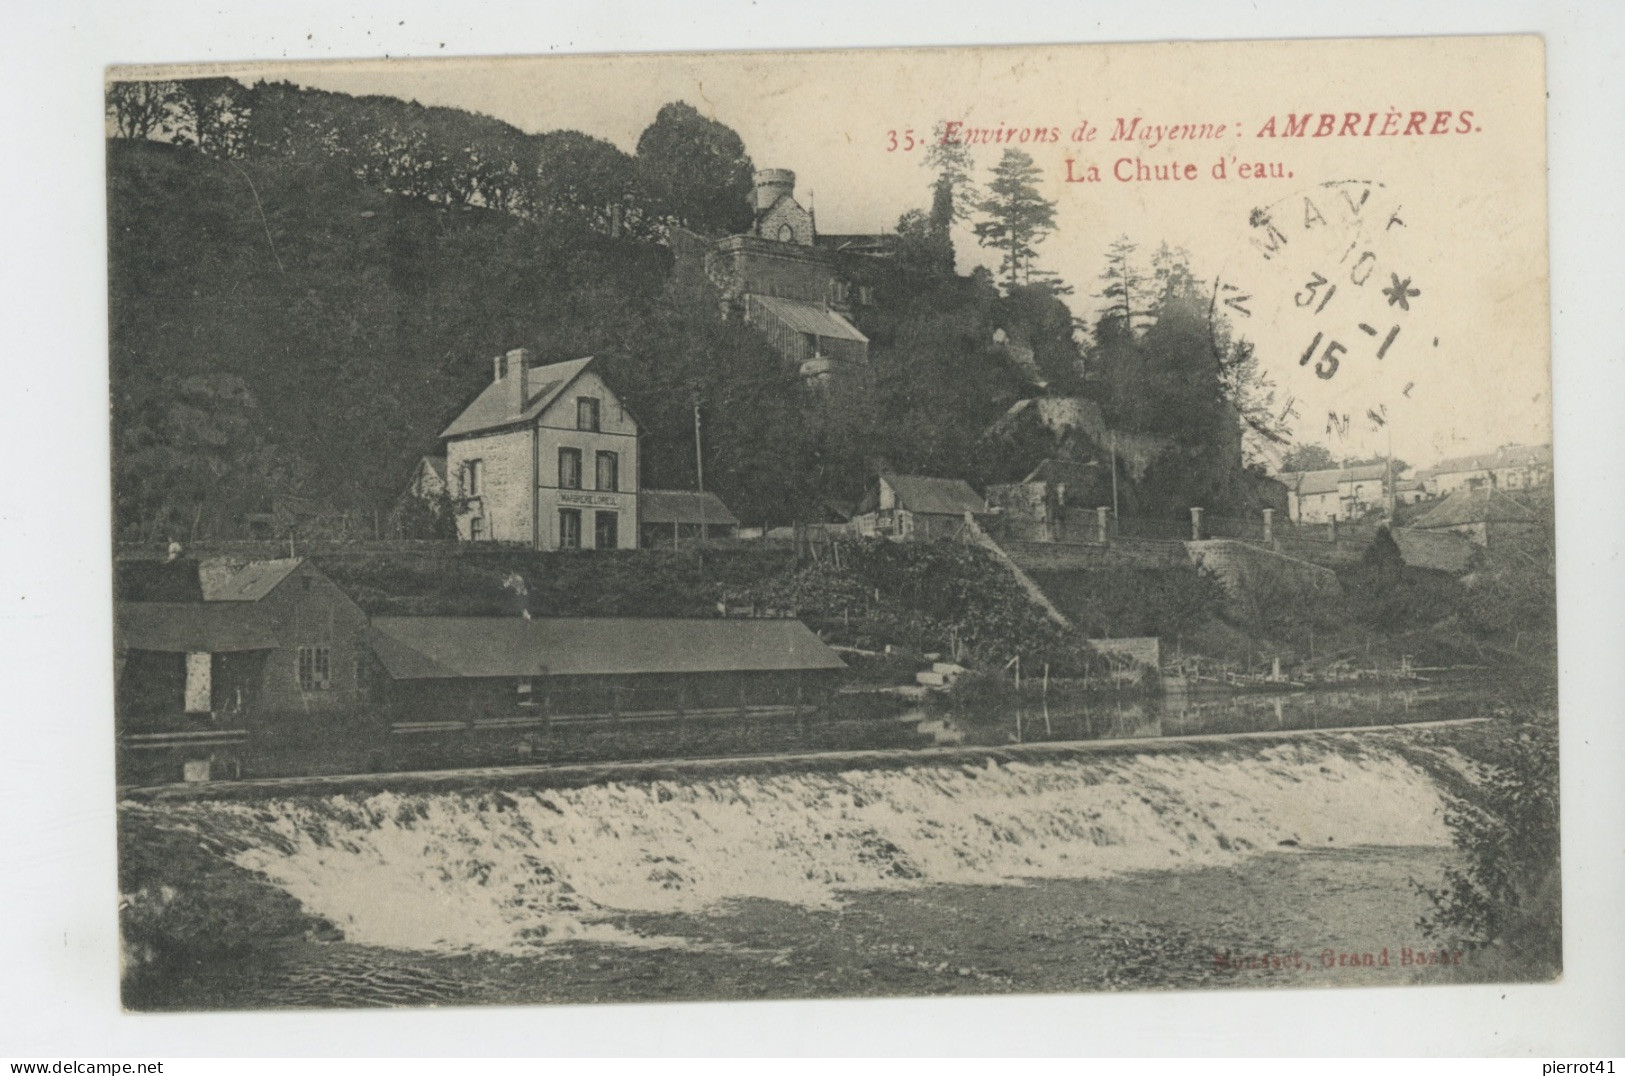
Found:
<box><xmin>1280</xmin><ymin>442</ymin><xmax>1337</xmax><ymax>472</ymax></box>
<box><xmin>972</xmin><ymin>149</ymin><xmax>1060</xmax><ymax>292</ymax></box>
<box><xmin>1094</xmin><ymin>234</ymin><xmax>1148</xmax><ymax>338</ymax></box>
<box><xmin>634</xmin><ymin>102</ymin><xmax>755</xmax><ymax>236</ymax></box>
<box><xmin>172</xmin><ymin>78</ymin><xmax>252</xmax><ymax>158</ymax></box>
<box><xmin>107</xmin><ymin>80</ymin><xmax>180</xmax><ymax>140</ymax></box>
<box><xmin>922</xmin><ymin>125</ymin><xmax>981</xmax><ymax>224</ymax></box>
<box><xmin>532</xmin><ymin>130</ymin><xmax>638</xmax><ymax>235</ymax></box>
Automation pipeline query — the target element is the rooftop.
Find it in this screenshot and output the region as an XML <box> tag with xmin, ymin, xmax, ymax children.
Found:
<box><xmin>197</xmin><ymin>558</ymin><xmax>304</xmax><ymax>602</ymax></box>
<box><xmin>748</xmin><ymin>294</ymin><xmax>868</xmax><ymax>344</ymax></box>
<box><xmin>873</xmin><ymin>474</ymin><xmax>987</xmax><ymax>517</ymax></box>
<box><xmin>639</xmin><ymin>489</ymin><xmax>741</xmax><ymax>527</ymax></box>
<box><xmin>440</xmin><ymin>356</ymin><xmax>597</xmax><ymax>440</ymax></box>
<box><xmin>1413</xmin><ymin>488</ymin><xmax>1539</xmax><ymax>529</ymax></box>
<box><xmin>370</xmin><ymin>616</ymin><xmax>847</xmax><ymax>680</ymax></box>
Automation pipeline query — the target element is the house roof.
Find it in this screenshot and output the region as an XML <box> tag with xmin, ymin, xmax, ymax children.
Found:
<box><xmin>198</xmin><ymin>558</ymin><xmax>303</xmax><ymax>602</ymax></box>
<box><xmin>878</xmin><ymin>474</ymin><xmax>987</xmax><ymax>516</ymax></box>
<box><xmin>420</xmin><ymin>455</ymin><xmax>447</xmax><ymax>482</ymax></box>
<box><xmin>639</xmin><ymin>489</ymin><xmax>741</xmax><ymax>527</ymax></box>
<box><xmin>1413</xmin><ymin>488</ymin><xmax>1538</xmax><ymax>529</ymax></box>
<box><xmin>1422</xmin><ymin>444</ymin><xmax>1552</xmax><ymax>478</ymax></box>
<box><xmin>369</xmin><ymin>617</ymin><xmax>847</xmax><ymax>680</ymax></box>
<box><xmin>1275</xmin><ymin>464</ymin><xmax>1391</xmax><ymax>496</ymax></box>
<box><xmin>440</xmin><ymin>356</ymin><xmax>597</xmax><ymax>440</ymax></box>
<box><xmin>1392</xmin><ymin>528</ymin><xmax>1481</xmax><ymax>574</ymax></box>
<box><xmin>748</xmin><ymin>295</ymin><xmax>868</xmax><ymax>343</ymax></box>
<box><xmin>116</xmin><ymin>602</ymin><xmax>279</xmax><ymax>653</ymax></box>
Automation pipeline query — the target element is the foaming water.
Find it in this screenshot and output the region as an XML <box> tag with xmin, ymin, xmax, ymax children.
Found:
<box><xmin>123</xmin><ymin>740</ymin><xmax>1450</xmax><ymax>955</ymax></box>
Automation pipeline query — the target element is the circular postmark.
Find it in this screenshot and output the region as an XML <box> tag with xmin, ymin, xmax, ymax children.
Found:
<box><xmin>1208</xmin><ymin>180</ymin><xmax>1439</xmax><ymax>459</ymax></box>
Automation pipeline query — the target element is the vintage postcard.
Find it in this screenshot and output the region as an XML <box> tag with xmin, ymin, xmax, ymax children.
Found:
<box><xmin>108</xmin><ymin>35</ymin><xmax>1555</xmax><ymax>1012</ymax></box>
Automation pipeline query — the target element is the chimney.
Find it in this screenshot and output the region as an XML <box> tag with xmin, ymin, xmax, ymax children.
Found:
<box><xmin>497</xmin><ymin>347</ymin><xmax>532</xmax><ymax>413</ymax></box>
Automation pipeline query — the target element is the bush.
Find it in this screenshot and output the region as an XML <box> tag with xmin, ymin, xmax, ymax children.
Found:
<box><xmin>1418</xmin><ymin>712</ymin><xmax>1560</xmax><ymax>977</ymax></box>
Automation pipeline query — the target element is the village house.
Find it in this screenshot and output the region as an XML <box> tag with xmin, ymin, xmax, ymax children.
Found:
<box><xmin>1274</xmin><ymin>464</ymin><xmax>1395</xmax><ymax>523</ymax></box>
<box><xmin>440</xmin><ymin>351</ymin><xmax>640</xmax><ymax>550</ymax></box>
<box><xmin>115</xmin><ymin>557</ymin><xmax>374</xmax><ymax>781</ymax></box>
<box><xmin>985</xmin><ymin>458</ymin><xmax>1110</xmax><ymax>540</ymax></box>
<box><xmin>1411</xmin><ymin>487</ymin><xmax>1543</xmax><ymax>548</ymax></box>
<box><xmin>369</xmin><ymin>616</ymin><xmax>846</xmax><ymax>728</ymax></box>
<box><xmin>671</xmin><ymin>168</ymin><xmax>869</xmax><ymax>379</ymax></box>
<box><xmin>853</xmin><ymin>474</ymin><xmax>990</xmax><ymax>541</ymax></box>
<box><xmin>1418</xmin><ymin>444</ymin><xmax>1553</xmax><ymax>496</ymax></box>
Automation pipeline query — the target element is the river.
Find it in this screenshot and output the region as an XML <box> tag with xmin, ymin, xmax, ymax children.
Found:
<box><xmin>120</xmin><ymin>682</ymin><xmax>1532</xmax><ymax>1010</ymax></box>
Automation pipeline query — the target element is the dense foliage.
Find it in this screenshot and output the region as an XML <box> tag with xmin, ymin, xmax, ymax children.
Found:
<box><xmin>108</xmin><ymin>78</ymin><xmax>1277</xmax><ymax>541</ymax></box>
<box><xmin>1419</xmin><ymin>712</ymin><xmax>1561</xmax><ymax>977</ymax></box>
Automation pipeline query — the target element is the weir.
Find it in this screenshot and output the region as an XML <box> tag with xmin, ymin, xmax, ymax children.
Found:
<box><xmin>122</xmin><ymin>738</ymin><xmax>1454</xmax><ymax>956</ymax></box>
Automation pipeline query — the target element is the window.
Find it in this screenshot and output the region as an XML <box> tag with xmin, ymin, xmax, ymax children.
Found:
<box><xmin>576</xmin><ymin>397</ymin><xmax>601</xmax><ymax>432</ymax></box>
<box><xmin>298</xmin><ymin>646</ymin><xmax>331</xmax><ymax>691</ymax></box>
<box><xmin>595</xmin><ymin>450</ymin><xmax>619</xmax><ymax>492</ymax></box>
<box><xmin>470</xmin><ymin>517</ymin><xmax>484</xmax><ymax>541</ymax></box>
<box><xmin>465</xmin><ymin>458</ymin><xmax>483</xmax><ymax>497</ymax></box>
<box><xmin>558</xmin><ymin>447</ymin><xmax>582</xmax><ymax>490</ymax></box>
<box><xmin>777</xmin><ymin>223</ymin><xmax>794</xmax><ymax>242</ymax></box>
<box><xmin>517</xmin><ymin>677</ymin><xmax>535</xmax><ymax>706</ymax></box>
<box><xmin>558</xmin><ymin>508</ymin><xmax>582</xmax><ymax>549</ymax></box>
<box><xmin>594</xmin><ymin>511</ymin><xmax>619</xmax><ymax>550</ymax></box>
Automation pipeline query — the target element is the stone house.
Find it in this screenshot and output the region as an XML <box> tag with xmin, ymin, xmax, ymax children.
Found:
<box><xmin>852</xmin><ymin>474</ymin><xmax>989</xmax><ymax>541</ymax></box>
<box><xmin>1418</xmin><ymin>444</ymin><xmax>1553</xmax><ymax>496</ymax></box>
<box><xmin>440</xmin><ymin>351</ymin><xmax>640</xmax><ymax>551</ymax></box>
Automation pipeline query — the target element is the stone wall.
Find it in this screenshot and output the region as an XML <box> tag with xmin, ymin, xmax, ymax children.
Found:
<box><xmin>1184</xmin><ymin>540</ymin><xmax>1340</xmax><ymax>602</ymax></box>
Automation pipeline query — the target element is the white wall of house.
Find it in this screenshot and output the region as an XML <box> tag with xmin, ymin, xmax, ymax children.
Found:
<box><xmin>535</xmin><ymin>367</ymin><xmax>639</xmax><ymax>551</ymax></box>
<box><xmin>447</xmin><ymin>426</ymin><xmax>534</xmax><ymax>544</ymax></box>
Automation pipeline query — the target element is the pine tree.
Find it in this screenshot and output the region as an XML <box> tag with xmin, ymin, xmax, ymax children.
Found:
<box><xmin>972</xmin><ymin>149</ymin><xmax>1060</xmax><ymax>292</ymax></box>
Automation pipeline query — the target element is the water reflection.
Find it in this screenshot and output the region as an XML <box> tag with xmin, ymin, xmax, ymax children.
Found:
<box><xmin>912</xmin><ymin>682</ymin><xmax>1476</xmax><ymax>748</ymax></box>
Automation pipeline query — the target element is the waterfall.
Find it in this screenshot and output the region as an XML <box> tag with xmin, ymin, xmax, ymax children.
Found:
<box><xmin>121</xmin><ymin>740</ymin><xmax>1451</xmax><ymax>955</ymax></box>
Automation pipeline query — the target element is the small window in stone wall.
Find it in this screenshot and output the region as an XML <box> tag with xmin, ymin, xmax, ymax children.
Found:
<box><xmin>298</xmin><ymin>645</ymin><xmax>331</xmax><ymax>691</ymax></box>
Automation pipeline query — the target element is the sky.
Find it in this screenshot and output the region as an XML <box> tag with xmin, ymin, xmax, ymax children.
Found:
<box><xmin>124</xmin><ymin>37</ymin><xmax>1552</xmax><ymax>471</ymax></box>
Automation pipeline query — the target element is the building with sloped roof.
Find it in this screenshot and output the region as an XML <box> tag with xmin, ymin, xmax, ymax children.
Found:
<box><xmin>115</xmin><ymin>557</ymin><xmax>374</xmax><ymax>782</ymax></box>
<box><xmin>1274</xmin><ymin>464</ymin><xmax>1393</xmax><ymax>523</ymax></box>
<box><xmin>1412</xmin><ymin>487</ymin><xmax>1541</xmax><ymax>548</ymax></box>
<box><xmin>672</xmin><ymin>169</ymin><xmax>870</xmax><ymax>380</ymax></box>
<box><xmin>440</xmin><ymin>350</ymin><xmax>640</xmax><ymax>551</ymax></box>
<box><xmin>371</xmin><ymin>616</ymin><xmax>845</xmax><ymax>724</ymax></box>
<box><xmin>638</xmin><ymin>489</ymin><xmax>741</xmax><ymax>547</ymax></box>
<box><xmin>853</xmin><ymin>474</ymin><xmax>989</xmax><ymax>540</ymax></box>
<box><xmin>1419</xmin><ymin>443</ymin><xmax>1552</xmax><ymax>496</ymax></box>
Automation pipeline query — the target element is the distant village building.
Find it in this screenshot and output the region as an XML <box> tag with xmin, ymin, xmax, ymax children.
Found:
<box><xmin>439</xmin><ymin>351</ymin><xmax>640</xmax><ymax>550</ymax></box>
<box><xmin>671</xmin><ymin>168</ymin><xmax>869</xmax><ymax>379</ymax></box>
<box><xmin>1419</xmin><ymin>444</ymin><xmax>1552</xmax><ymax>496</ymax></box>
<box><xmin>369</xmin><ymin>616</ymin><xmax>846</xmax><ymax>725</ymax></box>
<box><xmin>853</xmin><ymin>474</ymin><xmax>989</xmax><ymax>540</ymax></box>
<box><xmin>1274</xmin><ymin>464</ymin><xmax>1395</xmax><ymax>523</ymax></box>
<box><xmin>407</xmin><ymin>455</ymin><xmax>448</xmax><ymax>500</ymax></box>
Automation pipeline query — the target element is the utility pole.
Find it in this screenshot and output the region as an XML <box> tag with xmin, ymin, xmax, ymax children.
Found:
<box><xmin>1385</xmin><ymin>410</ymin><xmax>1396</xmax><ymax>520</ymax></box>
<box><xmin>694</xmin><ymin>398</ymin><xmax>707</xmax><ymax>545</ymax></box>
<box><xmin>1110</xmin><ymin>431</ymin><xmax>1120</xmax><ymax>521</ymax></box>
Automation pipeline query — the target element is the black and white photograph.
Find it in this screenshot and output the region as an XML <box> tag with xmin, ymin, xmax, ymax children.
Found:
<box><xmin>99</xmin><ymin>36</ymin><xmax>1566</xmax><ymax>1014</ymax></box>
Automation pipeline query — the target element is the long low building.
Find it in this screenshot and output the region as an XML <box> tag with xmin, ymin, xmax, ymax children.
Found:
<box><xmin>370</xmin><ymin>616</ymin><xmax>847</xmax><ymax>726</ymax></box>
